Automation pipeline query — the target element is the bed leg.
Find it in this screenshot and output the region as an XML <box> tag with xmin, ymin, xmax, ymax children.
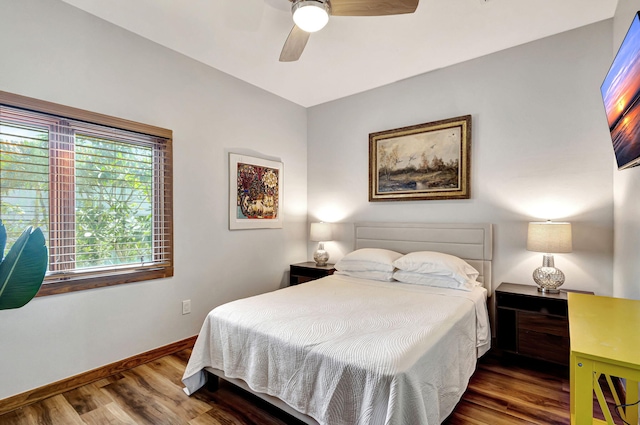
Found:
<box><xmin>206</xmin><ymin>373</ymin><xmax>219</xmax><ymax>392</ymax></box>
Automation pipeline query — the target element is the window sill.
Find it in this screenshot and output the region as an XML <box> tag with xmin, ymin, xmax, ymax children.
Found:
<box><xmin>36</xmin><ymin>267</ymin><xmax>174</xmax><ymax>297</ymax></box>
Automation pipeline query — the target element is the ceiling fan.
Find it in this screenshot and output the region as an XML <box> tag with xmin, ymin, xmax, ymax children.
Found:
<box><xmin>279</xmin><ymin>0</ymin><xmax>419</xmax><ymax>62</ymax></box>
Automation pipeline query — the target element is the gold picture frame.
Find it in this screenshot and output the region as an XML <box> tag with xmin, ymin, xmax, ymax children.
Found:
<box><xmin>369</xmin><ymin>115</ymin><xmax>471</xmax><ymax>202</ymax></box>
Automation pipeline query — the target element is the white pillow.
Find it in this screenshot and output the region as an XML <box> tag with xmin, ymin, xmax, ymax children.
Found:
<box><xmin>336</xmin><ymin>270</ymin><xmax>395</xmax><ymax>282</ymax></box>
<box><xmin>393</xmin><ymin>251</ymin><xmax>479</xmax><ymax>285</ymax></box>
<box><xmin>335</xmin><ymin>248</ymin><xmax>403</xmax><ymax>272</ymax></box>
<box><xmin>393</xmin><ymin>270</ymin><xmax>476</xmax><ymax>291</ymax></box>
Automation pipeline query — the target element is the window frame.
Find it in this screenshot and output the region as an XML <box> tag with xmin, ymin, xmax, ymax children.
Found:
<box><xmin>0</xmin><ymin>91</ymin><xmax>173</xmax><ymax>297</ymax></box>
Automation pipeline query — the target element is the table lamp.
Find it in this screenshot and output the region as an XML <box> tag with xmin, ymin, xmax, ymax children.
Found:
<box><xmin>526</xmin><ymin>220</ymin><xmax>572</xmax><ymax>293</ymax></box>
<box><xmin>310</xmin><ymin>222</ymin><xmax>332</xmax><ymax>266</ymax></box>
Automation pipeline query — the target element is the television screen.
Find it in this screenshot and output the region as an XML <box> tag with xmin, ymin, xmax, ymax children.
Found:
<box><xmin>601</xmin><ymin>12</ymin><xmax>640</xmax><ymax>170</ymax></box>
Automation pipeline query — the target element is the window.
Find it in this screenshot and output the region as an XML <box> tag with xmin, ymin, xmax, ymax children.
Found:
<box><xmin>0</xmin><ymin>91</ymin><xmax>173</xmax><ymax>296</ymax></box>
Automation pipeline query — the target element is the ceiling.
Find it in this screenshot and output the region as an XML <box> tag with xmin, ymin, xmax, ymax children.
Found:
<box><xmin>59</xmin><ymin>0</ymin><xmax>617</xmax><ymax>107</ymax></box>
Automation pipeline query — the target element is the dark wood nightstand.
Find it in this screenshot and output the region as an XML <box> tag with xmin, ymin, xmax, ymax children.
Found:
<box><xmin>495</xmin><ymin>282</ymin><xmax>593</xmax><ymax>366</ymax></box>
<box><xmin>289</xmin><ymin>262</ymin><xmax>335</xmax><ymax>286</ymax></box>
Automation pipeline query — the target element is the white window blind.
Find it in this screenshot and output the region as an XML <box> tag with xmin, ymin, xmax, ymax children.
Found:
<box><xmin>0</xmin><ymin>95</ymin><xmax>173</xmax><ymax>295</ymax></box>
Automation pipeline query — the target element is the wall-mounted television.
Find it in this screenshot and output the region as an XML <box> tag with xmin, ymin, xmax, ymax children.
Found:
<box><xmin>601</xmin><ymin>12</ymin><xmax>640</xmax><ymax>170</ymax></box>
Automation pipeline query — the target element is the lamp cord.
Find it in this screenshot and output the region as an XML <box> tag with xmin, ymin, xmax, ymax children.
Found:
<box><xmin>615</xmin><ymin>399</ymin><xmax>640</xmax><ymax>425</ymax></box>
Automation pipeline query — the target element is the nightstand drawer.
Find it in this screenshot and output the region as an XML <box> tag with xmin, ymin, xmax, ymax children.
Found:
<box><xmin>518</xmin><ymin>330</ymin><xmax>569</xmax><ymax>365</ymax></box>
<box><xmin>518</xmin><ymin>311</ymin><xmax>569</xmax><ymax>337</ymax></box>
<box><xmin>291</xmin><ymin>275</ymin><xmax>322</xmax><ymax>285</ymax></box>
<box><xmin>289</xmin><ymin>262</ymin><xmax>336</xmax><ymax>286</ymax></box>
<box><xmin>496</xmin><ymin>292</ymin><xmax>568</xmax><ymax>316</ymax></box>
<box><xmin>290</xmin><ymin>265</ymin><xmax>333</xmax><ymax>280</ymax></box>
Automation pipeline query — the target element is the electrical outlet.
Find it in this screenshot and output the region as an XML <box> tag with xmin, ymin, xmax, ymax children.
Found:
<box><xmin>182</xmin><ymin>299</ymin><xmax>191</xmax><ymax>315</ymax></box>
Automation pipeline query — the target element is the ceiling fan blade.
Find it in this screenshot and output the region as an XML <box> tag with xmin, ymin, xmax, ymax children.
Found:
<box><xmin>330</xmin><ymin>0</ymin><xmax>419</xmax><ymax>16</ymax></box>
<box><xmin>279</xmin><ymin>25</ymin><xmax>310</xmax><ymax>62</ymax></box>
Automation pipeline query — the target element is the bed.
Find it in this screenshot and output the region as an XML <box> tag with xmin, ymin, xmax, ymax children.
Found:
<box><xmin>182</xmin><ymin>222</ymin><xmax>493</xmax><ymax>425</ymax></box>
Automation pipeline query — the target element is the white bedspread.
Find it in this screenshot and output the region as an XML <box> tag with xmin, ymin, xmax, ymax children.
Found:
<box><xmin>182</xmin><ymin>274</ymin><xmax>490</xmax><ymax>425</ymax></box>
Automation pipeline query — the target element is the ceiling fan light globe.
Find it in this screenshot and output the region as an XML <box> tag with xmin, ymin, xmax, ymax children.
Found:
<box><xmin>292</xmin><ymin>0</ymin><xmax>329</xmax><ymax>33</ymax></box>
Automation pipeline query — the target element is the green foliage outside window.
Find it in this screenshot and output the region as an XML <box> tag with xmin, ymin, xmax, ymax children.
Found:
<box><xmin>74</xmin><ymin>135</ymin><xmax>153</xmax><ymax>268</ymax></box>
<box><xmin>0</xmin><ymin>123</ymin><xmax>49</xmax><ymax>246</ymax></box>
<box><xmin>0</xmin><ymin>122</ymin><xmax>154</xmax><ymax>273</ymax></box>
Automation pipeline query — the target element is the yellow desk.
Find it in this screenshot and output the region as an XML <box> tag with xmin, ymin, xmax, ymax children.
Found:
<box><xmin>569</xmin><ymin>293</ymin><xmax>640</xmax><ymax>425</ymax></box>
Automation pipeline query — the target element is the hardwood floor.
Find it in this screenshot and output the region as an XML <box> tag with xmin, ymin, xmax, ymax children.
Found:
<box><xmin>443</xmin><ymin>354</ymin><xmax>572</xmax><ymax>425</ymax></box>
<box><xmin>0</xmin><ymin>349</ymin><xmax>621</xmax><ymax>425</ymax></box>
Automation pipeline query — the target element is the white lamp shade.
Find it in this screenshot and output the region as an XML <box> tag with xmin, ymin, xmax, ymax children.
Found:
<box><xmin>292</xmin><ymin>1</ymin><xmax>329</xmax><ymax>33</ymax></box>
<box><xmin>310</xmin><ymin>222</ymin><xmax>332</xmax><ymax>242</ymax></box>
<box><xmin>527</xmin><ymin>221</ymin><xmax>572</xmax><ymax>253</ymax></box>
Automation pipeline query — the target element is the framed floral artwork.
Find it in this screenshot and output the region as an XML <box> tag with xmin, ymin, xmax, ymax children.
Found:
<box><xmin>229</xmin><ymin>153</ymin><xmax>283</xmax><ymax>230</ymax></box>
<box><xmin>369</xmin><ymin>115</ymin><xmax>471</xmax><ymax>201</ymax></box>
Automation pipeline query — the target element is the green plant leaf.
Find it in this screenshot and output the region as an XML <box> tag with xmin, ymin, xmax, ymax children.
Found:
<box><xmin>0</xmin><ymin>226</ymin><xmax>48</xmax><ymax>310</ymax></box>
<box><xmin>0</xmin><ymin>219</ymin><xmax>6</xmax><ymax>262</ymax></box>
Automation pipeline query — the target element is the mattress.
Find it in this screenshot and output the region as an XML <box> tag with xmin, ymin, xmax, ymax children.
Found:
<box><xmin>182</xmin><ymin>274</ymin><xmax>490</xmax><ymax>425</ymax></box>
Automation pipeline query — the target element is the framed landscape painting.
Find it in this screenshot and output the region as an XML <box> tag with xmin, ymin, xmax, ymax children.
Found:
<box><xmin>229</xmin><ymin>153</ymin><xmax>283</xmax><ymax>230</ymax></box>
<box><xmin>369</xmin><ymin>115</ymin><xmax>471</xmax><ymax>202</ymax></box>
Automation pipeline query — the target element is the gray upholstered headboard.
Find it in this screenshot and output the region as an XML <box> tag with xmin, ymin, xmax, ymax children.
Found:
<box><xmin>354</xmin><ymin>222</ymin><xmax>493</xmax><ymax>295</ymax></box>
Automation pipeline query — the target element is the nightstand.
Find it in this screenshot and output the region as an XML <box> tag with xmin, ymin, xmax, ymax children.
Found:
<box><xmin>495</xmin><ymin>282</ymin><xmax>592</xmax><ymax>366</ymax></box>
<box><xmin>289</xmin><ymin>262</ymin><xmax>335</xmax><ymax>285</ymax></box>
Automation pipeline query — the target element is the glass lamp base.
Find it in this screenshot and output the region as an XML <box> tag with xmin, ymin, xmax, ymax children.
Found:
<box><xmin>533</xmin><ymin>266</ymin><xmax>565</xmax><ymax>294</ymax></box>
<box><xmin>313</xmin><ymin>244</ymin><xmax>329</xmax><ymax>267</ymax></box>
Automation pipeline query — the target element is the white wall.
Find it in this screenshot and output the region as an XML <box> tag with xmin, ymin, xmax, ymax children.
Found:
<box><xmin>0</xmin><ymin>0</ymin><xmax>307</xmax><ymax>399</ymax></box>
<box><xmin>613</xmin><ymin>0</ymin><xmax>640</xmax><ymax>300</ymax></box>
<box><xmin>307</xmin><ymin>21</ymin><xmax>614</xmax><ymax>296</ymax></box>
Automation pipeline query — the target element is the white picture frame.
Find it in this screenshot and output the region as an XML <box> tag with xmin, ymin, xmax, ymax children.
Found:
<box><xmin>229</xmin><ymin>153</ymin><xmax>283</xmax><ymax>230</ymax></box>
